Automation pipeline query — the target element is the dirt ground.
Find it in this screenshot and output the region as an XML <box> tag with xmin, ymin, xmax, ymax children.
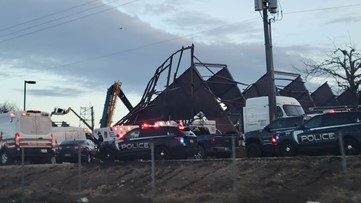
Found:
<box><xmin>0</xmin><ymin>156</ymin><xmax>361</xmax><ymax>203</ymax></box>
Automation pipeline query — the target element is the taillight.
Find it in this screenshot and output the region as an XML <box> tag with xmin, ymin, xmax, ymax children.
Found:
<box><xmin>9</xmin><ymin>113</ymin><xmax>16</xmax><ymax>118</ymax></box>
<box><xmin>50</xmin><ymin>134</ymin><xmax>55</xmax><ymax>147</ymax></box>
<box><xmin>210</xmin><ymin>136</ymin><xmax>216</xmax><ymax>145</ymax></box>
<box><xmin>15</xmin><ymin>133</ymin><xmax>21</xmax><ymax>146</ymax></box>
<box><xmin>175</xmin><ymin>136</ymin><xmax>185</xmax><ymax>144</ymax></box>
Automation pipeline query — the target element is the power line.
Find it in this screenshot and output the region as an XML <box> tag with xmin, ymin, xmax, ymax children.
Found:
<box><xmin>3</xmin><ymin>2</ymin><xmax>361</xmax><ymax>70</ymax></box>
<box><xmin>40</xmin><ymin>3</ymin><xmax>361</xmax><ymax>70</ymax></box>
<box><xmin>0</xmin><ymin>0</ymin><xmax>100</xmax><ymax>33</ymax></box>
<box><xmin>284</xmin><ymin>3</ymin><xmax>361</xmax><ymax>14</ymax></box>
<box><xmin>41</xmin><ymin>17</ymin><xmax>260</xmax><ymax>71</ymax></box>
<box><xmin>0</xmin><ymin>0</ymin><xmax>140</xmax><ymax>43</ymax></box>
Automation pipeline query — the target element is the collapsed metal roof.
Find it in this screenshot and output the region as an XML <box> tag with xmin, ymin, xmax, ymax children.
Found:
<box><xmin>114</xmin><ymin>45</ymin><xmax>360</xmax><ymax>132</ymax></box>
<box><xmin>310</xmin><ymin>82</ymin><xmax>339</xmax><ymax>107</ymax></box>
<box><xmin>116</xmin><ymin>45</ymin><xmax>244</xmax><ymax>134</ymax></box>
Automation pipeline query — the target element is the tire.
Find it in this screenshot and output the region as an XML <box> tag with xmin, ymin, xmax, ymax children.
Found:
<box><xmin>343</xmin><ymin>138</ymin><xmax>360</xmax><ymax>155</ymax></box>
<box><xmin>155</xmin><ymin>146</ymin><xmax>170</xmax><ymax>160</ymax></box>
<box><xmin>0</xmin><ymin>151</ymin><xmax>14</xmax><ymax>165</ymax></box>
<box><xmin>246</xmin><ymin>143</ymin><xmax>262</xmax><ymax>157</ymax></box>
<box><xmin>279</xmin><ymin>141</ymin><xmax>296</xmax><ymax>157</ymax></box>
<box><xmin>194</xmin><ymin>145</ymin><xmax>207</xmax><ymax>160</ymax></box>
<box><xmin>101</xmin><ymin>148</ymin><xmax>115</xmax><ymax>162</ymax></box>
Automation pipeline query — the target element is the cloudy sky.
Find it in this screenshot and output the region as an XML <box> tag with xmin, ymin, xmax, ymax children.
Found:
<box><xmin>1</xmin><ymin>0</ymin><xmax>360</xmax><ymax>127</ymax></box>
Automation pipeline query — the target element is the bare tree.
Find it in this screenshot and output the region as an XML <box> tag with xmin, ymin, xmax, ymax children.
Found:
<box><xmin>304</xmin><ymin>46</ymin><xmax>361</xmax><ymax>106</ymax></box>
<box><xmin>0</xmin><ymin>102</ymin><xmax>19</xmax><ymax>113</ymax></box>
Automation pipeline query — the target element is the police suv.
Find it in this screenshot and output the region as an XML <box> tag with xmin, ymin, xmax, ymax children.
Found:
<box><xmin>99</xmin><ymin>124</ymin><xmax>198</xmax><ymax>161</ymax></box>
<box><xmin>273</xmin><ymin>111</ymin><xmax>361</xmax><ymax>156</ymax></box>
<box><xmin>245</xmin><ymin>116</ymin><xmax>305</xmax><ymax>157</ymax></box>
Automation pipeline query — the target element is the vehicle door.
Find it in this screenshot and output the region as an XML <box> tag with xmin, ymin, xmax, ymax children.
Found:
<box><xmin>264</xmin><ymin>116</ymin><xmax>303</xmax><ymax>145</ymax></box>
<box><xmin>117</xmin><ymin>128</ymin><xmax>149</xmax><ymax>159</ymax></box>
<box><xmin>294</xmin><ymin>114</ymin><xmax>338</xmax><ymax>154</ymax></box>
<box><xmin>85</xmin><ymin>139</ymin><xmax>97</xmax><ymax>157</ymax></box>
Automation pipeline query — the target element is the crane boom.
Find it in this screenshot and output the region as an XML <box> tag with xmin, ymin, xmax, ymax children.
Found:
<box><xmin>100</xmin><ymin>82</ymin><xmax>133</xmax><ymax>128</ymax></box>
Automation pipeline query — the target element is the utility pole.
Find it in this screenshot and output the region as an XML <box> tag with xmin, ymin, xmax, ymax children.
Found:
<box><xmin>255</xmin><ymin>0</ymin><xmax>278</xmax><ymax>122</ymax></box>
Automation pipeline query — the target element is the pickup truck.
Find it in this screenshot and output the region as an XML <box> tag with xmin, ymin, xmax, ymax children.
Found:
<box><xmin>244</xmin><ymin>116</ymin><xmax>305</xmax><ymax>157</ymax></box>
<box><xmin>273</xmin><ymin>111</ymin><xmax>361</xmax><ymax>156</ymax></box>
<box><xmin>187</xmin><ymin>126</ymin><xmax>238</xmax><ymax>159</ymax></box>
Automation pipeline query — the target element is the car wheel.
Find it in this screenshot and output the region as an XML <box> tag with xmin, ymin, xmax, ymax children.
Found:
<box><xmin>155</xmin><ymin>146</ymin><xmax>170</xmax><ymax>160</ymax></box>
<box><xmin>279</xmin><ymin>141</ymin><xmax>296</xmax><ymax>157</ymax></box>
<box><xmin>0</xmin><ymin>151</ymin><xmax>13</xmax><ymax>165</ymax></box>
<box><xmin>101</xmin><ymin>148</ymin><xmax>115</xmax><ymax>162</ymax></box>
<box><xmin>246</xmin><ymin>143</ymin><xmax>262</xmax><ymax>157</ymax></box>
<box><xmin>343</xmin><ymin>138</ymin><xmax>360</xmax><ymax>155</ymax></box>
<box><xmin>194</xmin><ymin>145</ymin><xmax>207</xmax><ymax>160</ymax></box>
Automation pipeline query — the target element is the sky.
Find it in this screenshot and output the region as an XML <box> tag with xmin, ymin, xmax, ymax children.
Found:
<box><xmin>1</xmin><ymin>0</ymin><xmax>361</xmax><ymax>128</ymax></box>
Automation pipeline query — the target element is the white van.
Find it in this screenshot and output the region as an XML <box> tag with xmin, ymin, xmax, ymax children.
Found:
<box><xmin>0</xmin><ymin>110</ymin><xmax>55</xmax><ymax>164</ymax></box>
<box><xmin>243</xmin><ymin>96</ymin><xmax>305</xmax><ymax>133</ymax></box>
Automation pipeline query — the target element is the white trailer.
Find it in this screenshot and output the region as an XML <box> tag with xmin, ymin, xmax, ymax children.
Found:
<box><xmin>0</xmin><ymin>110</ymin><xmax>55</xmax><ymax>164</ymax></box>
<box><xmin>52</xmin><ymin>126</ymin><xmax>89</xmax><ymax>146</ymax></box>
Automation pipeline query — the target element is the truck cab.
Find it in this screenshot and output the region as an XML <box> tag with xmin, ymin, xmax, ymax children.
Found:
<box><xmin>243</xmin><ymin>96</ymin><xmax>305</xmax><ymax>134</ymax></box>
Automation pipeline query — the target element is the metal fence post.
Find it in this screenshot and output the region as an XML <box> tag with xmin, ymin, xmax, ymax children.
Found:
<box><xmin>21</xmin><ymin>147</ymin><xmax>25</xmax><ymax>203</ymax></box>
<box><xmin>338</xmin><ymin>130</ymin><xmax>349</xmax><ymax>184</ymax></box>
<box><xmin>78</xmin><ymin>145</ymin><xmax>82</xmax><ymax>200</ymax></box>
<box><xmin>232</xmin><ymin>134</ymin><xmax>238</xmax><ymax>203</ymax></box>
<box><xmin>151</xmin><ymin>142</ymin><xmax>155</xmax><ymax>203</ymax></box>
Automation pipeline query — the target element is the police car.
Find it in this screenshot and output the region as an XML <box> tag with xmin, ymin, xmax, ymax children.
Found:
<box><xmin>99</xmin><ymin>123</ymin><xmax>198</xmax><ymax>161</ymax></box>
<box><xmin>273</xmin><ymin>111</ymin><xmax>361</xmax><ymax>156</ymax></box>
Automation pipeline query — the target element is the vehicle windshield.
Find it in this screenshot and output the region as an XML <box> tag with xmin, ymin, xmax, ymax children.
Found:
<box><xmin>303</xmin><ymin>115</ymin><xmax>322</xmax><ymax>129</ymax></box>
<box><xmin>182</xmin><ymin>130</ymin><xmax>196</xmax><ymax>136</ymax></box>
<box><xmin>267</xmin><ymin>116</ymin><xmax>303</xmax><ymax>130</ymax></box>
<box><xmin>20</xmin><ymin>116</ymin><xmax>52</xmax><ymax>135</ymax></box>
<box><xmin>283</xmin><ymin>105</ymin><xmax>305</xmax><ymax>116</ymax></box>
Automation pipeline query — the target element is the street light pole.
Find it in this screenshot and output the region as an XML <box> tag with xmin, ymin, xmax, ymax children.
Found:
<box><xmin>23</xmin><ymin>80</ymin><xmax>36</xmax><ymax>111</ymax></box>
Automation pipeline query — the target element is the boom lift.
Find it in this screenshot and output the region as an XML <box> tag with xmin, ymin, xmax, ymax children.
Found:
<box><xmin>100</xmin><ymin>82</ymin><xmax>133</xmax><ymax>128</ymax></box>
<box><xmin>51</xmin><ymin>107</ymin><xmax>93</xmax><ymax>131</ymax></box>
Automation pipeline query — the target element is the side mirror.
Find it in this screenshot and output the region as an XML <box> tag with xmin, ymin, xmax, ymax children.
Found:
<box><xmin>264</xmin><ymin>125</ymin><xmax>270</xmax><ymax>132</ymax></box>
